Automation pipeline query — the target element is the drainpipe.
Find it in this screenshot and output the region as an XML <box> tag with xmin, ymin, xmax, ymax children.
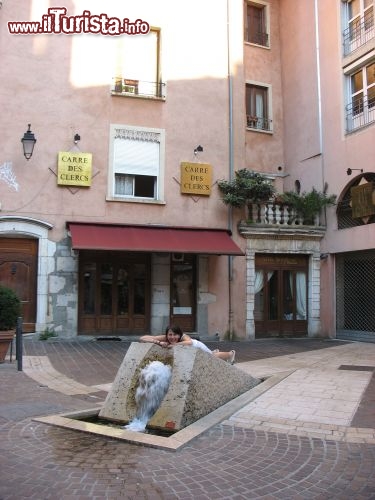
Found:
<box><xmin>227</xmin><ymin>0</ymin><xmax>234</xmax><ymax>338</ymax></box>
<box><xmin>314</xmin><ymin>0</ymin><xmax>325</xmax><ymax>188</ymax></box>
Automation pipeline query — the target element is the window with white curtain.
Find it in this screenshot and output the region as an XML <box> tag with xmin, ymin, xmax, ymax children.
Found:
<box><xmin>246</xmin><ymin>82</ymin><xmax>272</xmax><ymax>131</ymax></box>
<box><xmin>108</xmin><ymin>124</ymin><xmax>165</xmax><ymax>201</ymax></box>
<box><xmin>346</xmin><ymin>61</ymin><xmax>375</xmax><ymax>132</ymax></box>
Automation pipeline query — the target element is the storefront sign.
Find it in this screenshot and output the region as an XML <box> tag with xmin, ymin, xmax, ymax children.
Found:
<box><xmin>351</xmin><ymin>182</ymin><xmax>375</xmax><ymax>218</ymax></box>
<box><xmin>180</xmin><ymin>162</ymin><xmax>212</xmax><ymax>195</ymax></box>
<box><xmin>57</xmin><ymin>152</ymin><xmax>92</xmax><ymax>187</ymax></box>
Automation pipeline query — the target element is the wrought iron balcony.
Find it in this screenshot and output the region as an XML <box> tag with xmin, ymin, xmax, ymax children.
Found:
<box><xmin>111</xmin><ymin>78</ymin><xmax>166</xmax><ymax>100</ymax></box>
<box><xmin>346</xmin><ymin>95</ymin><xmax>375</xmax><ymax>133</ymax></box>
<box><xmin>246</xmin><ymin>115</ymin><xmax>272</xmax><ymax>132</ymax></box>
<box><xmin>343</xmin><ymin>10</ymin><xmax>374</xmax><ymax>56</ymax></box>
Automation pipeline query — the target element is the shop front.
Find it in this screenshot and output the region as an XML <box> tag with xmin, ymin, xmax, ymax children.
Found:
<box><xmin>68</xmin><ymin>222</ymin><xmax>243</xmax><ymax>336</ymax></box>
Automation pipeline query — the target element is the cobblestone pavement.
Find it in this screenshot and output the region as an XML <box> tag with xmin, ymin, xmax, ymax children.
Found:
<box><xmin>1</xmin><ymin>337</ymin><xmax>375</xmax><ymax>499</ymax></box>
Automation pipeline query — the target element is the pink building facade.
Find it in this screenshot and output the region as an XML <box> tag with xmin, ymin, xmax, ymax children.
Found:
<box><xmin>0</xmin><ymin>0</ymin><xmax>374</xmax><ymax>341</ymax></box>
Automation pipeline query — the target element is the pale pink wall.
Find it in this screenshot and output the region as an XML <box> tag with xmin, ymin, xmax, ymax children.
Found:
<box><xmin>0</xmin><ymin>0</ymin><xmax>247</xmax><ymax>337</ymax></box>
<box><xmin>244</xmin><ymin>0</ymin><xmax>285</xmax><ymax>175</ymax></box>
<box><xmin>279</xmin><ymin>0</ymin><xmax>375</xmax><ymax>336</ymax></box>
<box><xmin>279</xmin><ymin>0</ymin><xmax>323</xmax><ymax>192</ymax></box>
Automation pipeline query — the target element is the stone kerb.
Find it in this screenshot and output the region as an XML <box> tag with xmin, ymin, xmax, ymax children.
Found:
<box><xmin>99</xmin><ymin>342</ymin><xmax>260</xmax><ymax>432</ymax></box>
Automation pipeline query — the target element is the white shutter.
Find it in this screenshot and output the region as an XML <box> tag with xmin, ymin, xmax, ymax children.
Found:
<box><xmin>114</xmin><ymin>137</ymin><xmax>159</xmax><ymax>176</ymax></box>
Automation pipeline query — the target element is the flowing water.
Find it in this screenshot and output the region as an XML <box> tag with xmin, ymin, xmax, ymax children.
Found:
<box><xmin>124</xmin><ymin>360</ymin><xmax>172</xmax><ymax>432</ymax></box>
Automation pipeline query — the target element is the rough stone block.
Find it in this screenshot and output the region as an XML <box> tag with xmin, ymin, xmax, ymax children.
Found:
<box><xmin>99</xmin><ymin>342</ymin><xmax>261</xmax><ymax>432</ymax></box>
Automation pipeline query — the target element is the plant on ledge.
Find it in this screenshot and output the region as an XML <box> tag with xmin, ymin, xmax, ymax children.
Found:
<box><xmin>278</xmin><ymin>188</ymin><xmax>337</xmax><ymax>225</ymax></box>
<box><xmin>218</xmin><ymin>169</ymin><xmax>275</xmax><ymax>215</ymax></box>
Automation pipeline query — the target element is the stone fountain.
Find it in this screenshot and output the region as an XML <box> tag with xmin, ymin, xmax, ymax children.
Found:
<box><xmin>99</xmin><ymin>342</ymin><xmax>261</xmax><ymax>432</ymax></box>
<box><xmin>34</xmin><ymin>342</ymin><xmax>266</xmax><ymax>450</ymax></box>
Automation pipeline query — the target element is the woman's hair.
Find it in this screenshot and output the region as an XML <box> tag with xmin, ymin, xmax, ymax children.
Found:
<box><xmin>165</xmin><ymin>324</ymin><xmax>183</xmax><ymax>343</ymax></box>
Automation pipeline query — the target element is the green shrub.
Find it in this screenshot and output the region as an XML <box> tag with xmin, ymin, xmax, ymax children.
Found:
<box><xmin>218</xmin><ymin>169</ymin><xmax>275</xmax><ymax>209</ymax></box>
<box><xmin>39</xmin><ymin>327</ymin><xmax>58</xmax><ymax>341</ymax></box>
<box><xmin>278</xmin><ymin>188</ymin><xmax>336</xmax><ymax>224</ymax></box>
<box><xmin>0</xmin><ymin>285</ymin><xmax>21</xmax><ymax>330</ymax></box>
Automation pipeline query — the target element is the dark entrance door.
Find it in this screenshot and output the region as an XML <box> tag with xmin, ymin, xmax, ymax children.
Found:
<box><xmin>0</xmin><ymin>238</ymin><xmax>38</xmax><ymax>333</ymax></box>
<box><xmin>170</xmin><ymin>254</ymin><xmax>196</xmax><ymax>332</ymax></box>
<box><xmin>254</xmin><ymin>254</ymin><xmax>308</xmax><ymax>337</ymax></box>
<box><xmin>78</xmin><ymin>251</ymin><xmax>150</xmax><ymax>335</ymax></box>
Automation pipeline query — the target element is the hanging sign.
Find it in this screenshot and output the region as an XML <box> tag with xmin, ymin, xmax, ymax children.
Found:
<box><xmin>57</xmin><ymin>152</ymin><xmax>92</xmax><ymax>187</ymax></box>
<box><xmin>180</xmin><ymin>162</ymin><xmax>212</xmax><ymax>195</ymax></box>
<box><xmin>351</xmin><ymin>182</ymin><xmax>375</xmax><ymax>218</ymax></box>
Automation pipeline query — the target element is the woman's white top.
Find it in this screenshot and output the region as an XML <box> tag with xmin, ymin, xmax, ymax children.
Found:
<box><xmin>190</xmin><ymin>338</ymin><xmax>212</xmax><ymax>354</ymax></box>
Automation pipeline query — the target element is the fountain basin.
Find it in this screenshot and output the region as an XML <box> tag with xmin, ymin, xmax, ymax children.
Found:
<box><xmin>33</xmin><ymin>373</ymin><xmax>287</xmax><ymax>451</ymax></box>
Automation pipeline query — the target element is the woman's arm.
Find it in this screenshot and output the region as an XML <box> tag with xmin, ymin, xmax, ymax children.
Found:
<box><xmin>179</xmin><ymin>334</ymin><xmax>193</xmax><ymax>346</ymax></box>
<box><xmin>139</xmin><ymin>334</ymin><xmax>165</xmax><ymax>346</ymax></box>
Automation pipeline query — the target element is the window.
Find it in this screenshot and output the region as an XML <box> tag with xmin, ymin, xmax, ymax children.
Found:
<box><xmin>108</xmin><ymin>125</ymin><xmax>165</xmax><ymax>202</ymax></box>
<box><xmin>112</xmin><ymin>28</ymin><xmax>165</xmax><ymax>98</ymax></box>
<box><xmin>246</xmin><ymin>83</ymin><xmax>272</xmax><ymax>131</ymax></box>
<box><xmin>346</xmin><ymin>61</ymin><xmax>375</xmax><ymax>131</ymax></box>
<box><xmin>244</xmin><ymin>1</ymin><xmax>269</xmax><ymax>47</ymax></box>
<box><xmin>343</xmin><ymin>0</ymin><xmax>374</xmax><ymax>55</ymax></box>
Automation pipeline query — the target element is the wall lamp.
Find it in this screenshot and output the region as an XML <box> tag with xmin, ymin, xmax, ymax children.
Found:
<box><xmin>320</xmin><ymin>253</ymin><xmax>329</xmax><ymax>260</ymax></box>
<box><xmin>21</xmin><ymin>124</ymin><xmax>37</xmax><ymax>160</ymax></box>
<box><xmin>74</xmin><ymin>133</ymin><xmax>81</xmax><ymax>144</ymax></box>
<box><xmin>347</xmin><ymin>168</ymin><xmax>363</xmax><ymax>175</ymax></box>
<box><xmin>194</xmin><ymin>145</ymin><xmax>203</xmax><ymax>155</ymax></box>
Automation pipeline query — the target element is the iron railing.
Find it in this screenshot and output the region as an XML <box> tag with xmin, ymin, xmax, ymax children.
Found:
<box><xmin>342</xmin><ymin>10</ymin><xmax>374</xmax><ymax>56</ymax></box>
<box><xmin>245</xmin><ymin>30</ymin><xmax>269</xmax><ymax>47</ymax></box>
<box><xmin>111</xmin><ymin>78</ymin><xmax>166</xmax><ymax>99</ymax></box>
<box><xmin>345</xmin><ymin>94</ymin><xmax>375</xmax><ymax>133</ymax></box>
<box><xmin>246</xmin><ymin>115</ymin><xmax>272</xmax><ymax>132</ymax></box>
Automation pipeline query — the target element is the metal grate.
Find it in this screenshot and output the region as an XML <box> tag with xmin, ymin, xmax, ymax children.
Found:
<box><xmin>336</xmin><ymin>251</ymin><xmax>375</xmax><ymax>337</ymax></box>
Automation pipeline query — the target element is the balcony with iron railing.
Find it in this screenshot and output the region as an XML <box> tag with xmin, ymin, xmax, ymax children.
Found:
<box><xmin>246</xmin><ymin>115</ymin><xmax>272</xmax><ymax>132</ymax></box>
<box><xmin>111</xmin><ymin>77</ymin><xmax>166</xmax><ymax>100</ymax></box>
<box><xmin>343</xmin><ymin>10</ymin><xmax>374</xmax><ymax>56</ymax></box>
<box><xmin>346</xmin><ymin>94</ymin><xmax>375</xmax><ymax>133</ymax></box>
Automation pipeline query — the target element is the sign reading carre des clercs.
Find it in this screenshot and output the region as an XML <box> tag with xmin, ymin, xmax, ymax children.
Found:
<box><xmin>57</xmin><ymin>152</ymin><xmax>92</xmax><ymax>187</ymax></box>
<box><xmin>180</xmin><ymin>162</ymin><xmax>212</xmax><ymax>195</ymax></box>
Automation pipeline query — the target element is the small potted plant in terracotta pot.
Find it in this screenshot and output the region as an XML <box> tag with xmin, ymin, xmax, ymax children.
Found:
<box><xmin>0</xmin><ymin>285</ymin><xmax>21</xmax><ymax>362</ymax></box>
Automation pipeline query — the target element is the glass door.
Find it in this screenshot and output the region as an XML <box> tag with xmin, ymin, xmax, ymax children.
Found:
<box><xmin>170</xmin><ymin>254</ymin><xmax>196</xmax><ymax>332</ymax></box>
<box><xmin>79</xmin><ymin>252</ymin><xmax>150</xmax><ymax>335</ymax></box>
<box><xmin>254</xmin><ymin>255</ymin><xmax>308</xmax><ymax>337</ymax></box>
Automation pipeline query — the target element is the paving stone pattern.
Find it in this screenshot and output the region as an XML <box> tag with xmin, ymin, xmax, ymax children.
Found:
<box><xmin>0</xmin><ymin>338</ymin><xmax>374</xmax><ymax>499</ymax></box>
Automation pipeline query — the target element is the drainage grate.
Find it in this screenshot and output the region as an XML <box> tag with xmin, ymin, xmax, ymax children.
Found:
<box><xmin>338</xmin><ymin>365</ymin><xmax>375</xmax><ymax>372</ymax></box>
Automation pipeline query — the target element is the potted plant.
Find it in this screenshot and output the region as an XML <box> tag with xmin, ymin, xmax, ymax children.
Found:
<box><xmin>278</xmin><ymin>188</ymin><xmax>336</xmax><ymax>225</ymax></box>
<box><xmin>0</xmin><ymin>285</ymin><xmax>21</xmax><ymax>362</ymax></box>
<box><xmin>218</xmin><ymin>169</ymin><xmax>275</xmax><ymax>219</ymax></box>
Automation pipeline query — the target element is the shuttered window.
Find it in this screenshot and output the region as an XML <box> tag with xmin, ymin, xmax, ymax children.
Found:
<box><xmin>109</xmin><ymin>125</ymin><xmax>164</xmax><ymax>201</ymax></box>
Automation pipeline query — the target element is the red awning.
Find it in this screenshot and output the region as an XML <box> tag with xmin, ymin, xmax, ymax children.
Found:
<box><xmin>67</xmin><ymin>223</ymin><xmax>244</xmax><ymax>255</ymax></box>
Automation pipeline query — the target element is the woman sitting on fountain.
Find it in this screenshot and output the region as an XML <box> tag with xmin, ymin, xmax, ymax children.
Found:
<box><xmin>140</xmin><ymin>325</ymin><xmax>236</xmax><ymax>364</ymax></box>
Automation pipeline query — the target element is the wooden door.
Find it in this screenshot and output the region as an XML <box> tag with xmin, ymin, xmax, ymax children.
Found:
<box><xmin>0</xmin><ymin>238</ymin><xmax>38</xmax><ymax>333</ymax></box>
<box><xmin>78</xmin><ymin>252</ymin><xmax>150</xmax><ymax>335</ymax></box>
<box><xmin>254</xmin><ymin>254</ymin><xmax>308</xmax><ymax>337</ymax></box>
